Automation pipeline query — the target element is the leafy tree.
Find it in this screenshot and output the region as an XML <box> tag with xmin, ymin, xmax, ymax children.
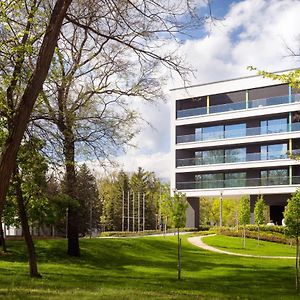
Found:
<box><xmin>76</xmin><ymin>164</ymin><xmax>100</xmax><ymax>237</ymax></box>
<box><xmin>0</xmin><ymin>0</ymin><xmax>72</xmax><ymax>228</ymax></box>
<box><xmin>209</xmin><ymin>198</ymin><xmax>239</xmax><ymax>227</ymax></box>
<box><xmin>254</xmin><ymin>195</ymin><xmax>266</xmax><ymax>245</ymax></box>
<box><xmin>199</xmin><ymin>198</ymin><xmax>213</xmax><ymax>226</ymax></box>
<box><xmin>284</xmin><ymin>190</ymin><xmax>300</xmax><ymax>291</ymax></box>
<box><xmin>239</xmin><ymin>196</ymin><xmax>250</xmax><ymax>248</ymax></box>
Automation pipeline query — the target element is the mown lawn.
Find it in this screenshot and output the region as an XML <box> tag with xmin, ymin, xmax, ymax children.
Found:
<box><xmin>203</xmin><ymin>234</ymin><xmax>296</xmax><ymax>256</ymax></box>
<box><xmin>0</xmin><ymin>235</ymin><xmax>298</xmax><ymax>299</ymax></box>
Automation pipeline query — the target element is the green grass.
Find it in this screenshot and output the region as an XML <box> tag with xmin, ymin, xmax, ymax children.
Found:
<box><xmin>203</xmin><ymin>234</ymin><xmax>296</xmax><ymax>257</ymax></box>
<box><xmin>0</xmin><ymin>235</ymin><xmax>298</xmax><ymax>299</ymax></box>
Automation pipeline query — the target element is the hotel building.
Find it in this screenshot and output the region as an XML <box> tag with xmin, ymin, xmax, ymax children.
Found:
<box><xmin>170</xmin><ymin>71</ymin><xmax>300</xmax><ymax>227</ymax></box>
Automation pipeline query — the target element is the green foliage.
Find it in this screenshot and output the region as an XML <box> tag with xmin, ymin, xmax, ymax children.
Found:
<box><xmin>99</xmin><ymin>168</ymin><xmax>163</xmax><ymax>231</ymax></box>
<box><xmin>247</xmin><ymin>67</ymin><xmax>300</xmax><ymax>88</ymax></box>
<box><xmin>254</xmin><ymin>195</ymin><xmax>266</xmax><ymax>226</ymax></box>
<box><xmin>284</xmin><ymin>190</ymin><xmax>300</xmax><ymax>238</ymax></box>
<box><xmin>239</xmin><ymin>196</ymin><xmax>250</xmax><ymax>226</ymax></box>
<box><xmin>209</xmin><ymin>197</ymin><xmax>239</xmax><ymax>226</ymax></box>
<box><xmin>218</xmin><ymin>227</ymin><xmax>292</xmax><ymax>245</ymax></box>
<box><xmin>161</xmin><ymin>192</ymin><xmax>188</xmax><ymax>229</ymax></box>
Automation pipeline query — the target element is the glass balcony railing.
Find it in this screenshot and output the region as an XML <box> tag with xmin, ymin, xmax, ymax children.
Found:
<box><xmin>177</xmin><ymin>107</ymin><xmax>207</xmax><ymax>118</ymax></box>
<box><xmin>176</xmin><ymin>176</ymin><xmax>300</xmax><ymax>190</ymax></box>
<box><xmin>176</xmin><ymin>150</ymin><xmax>293</xmax><ymax>167</ymax></box>
<box><xmin>176</xmin><ymin>94</ymin><xmax>300</xmax><ymax>119</ymax></box>
<box><xmin>176</xmin><ymin>122</ymin><xmax>300</xmax><ymax>144</ymax></box>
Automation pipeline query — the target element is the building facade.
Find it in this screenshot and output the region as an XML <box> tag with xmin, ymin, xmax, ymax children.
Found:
<box><xmin>170</xmin><ymin>72</ymin><xmax>300</xmax><ymax>227</ymax></box>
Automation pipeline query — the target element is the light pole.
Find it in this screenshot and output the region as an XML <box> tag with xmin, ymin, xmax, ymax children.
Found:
<box><xmin>220</xmin><ymin>191</ymin><xmax>223</xmax><ymax>227</ymax></box>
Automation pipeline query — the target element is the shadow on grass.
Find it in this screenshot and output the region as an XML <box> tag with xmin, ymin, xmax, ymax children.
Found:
<box><xmin>0</xmin><ymin>236</ymin><xmax>298</xmax><ymax>299</ymax></box>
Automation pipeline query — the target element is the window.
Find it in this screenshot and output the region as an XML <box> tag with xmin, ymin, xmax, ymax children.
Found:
<box><xmin>196</xmin><ymin>173</ymin><xmax>223</xmax><ymax>189</ymax></box>
<box><xmin>225</xmin><ymin>123</ymin><xmax>246</xmax><ymax>139</ymax></box>
<box><xmin>202</xmin><ymin>149</ymin><xmax>224</xmax><ymax>164</ymax></box>
<box><xmin>261</xmin><ymin>118</ymin><xmax>287</xmax><ymax>135</ymax></box>
<box><xmin>225</xmin><ymin>172</ymin><xmax>246</xmax><ymax>187</ymax></box>
<box><xmin>225</xmin><ymin>148</ymin><xmax>246</xmax><ymax>163</ymax></box>
<box><xmin>261</xmin><ymin>169</ymin><xmax>288</xmax><ymax>186</ymax></box>
<box><xmin>202</xmin><ymin>125</ymin><xmax>223</xmax><ymax>141</ymax></box>
<box><xmin>261</xmin><ymin>144</ymin><xmax>287</xmax><ymax>160</ymax></box>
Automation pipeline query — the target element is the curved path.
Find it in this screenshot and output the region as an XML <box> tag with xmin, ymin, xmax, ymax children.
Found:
<box><xmin>188</xmin><ymin>235</ymin><xmax>295</xmax><ymax>259</ymax></box>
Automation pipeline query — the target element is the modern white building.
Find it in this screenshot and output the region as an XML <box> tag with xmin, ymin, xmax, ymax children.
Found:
<box><xmin>170</xmin><ymin>71</ymin><xmax>300</xmax><ymax>227</ymax></box>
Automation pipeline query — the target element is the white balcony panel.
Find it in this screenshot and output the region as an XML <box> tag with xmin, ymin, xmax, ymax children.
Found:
<box><xmin>176</xmin><ymin>131</ymin><xmax>300</xmax><ymax>150</ymax></box>
<box><xmin>175</xmin><ymin>102</ymin><xmax>300</xmax><ymax>126</ymax></box>
<box><xmin>179</xmin><ymin>185</ymin><xmax>300</xmax><ymax>198</ymax></box>
<box><xmin>175</xmin><ymin>159</ymin><xmax>300</xmax><ymax>173</ymax></box>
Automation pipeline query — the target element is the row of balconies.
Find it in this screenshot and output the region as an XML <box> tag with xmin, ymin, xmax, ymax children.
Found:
<box><xmin>177</xmin><ymin>93</ymin><xmax>300</xmax><ymax>119</ymax></box>
<box><xmin>176</xmin><ymin>150</ymin><xmax>300</xmax><ymax>167</ymax></box>
<box><xmin>176</xmin><ymin>122</ymin><xmax>300</xmax><ymax>144</ymax></box>
<box><xmin>176</xmin><ymin>175</ymin><xmax>300</xmax><ymax>190</ymax></box>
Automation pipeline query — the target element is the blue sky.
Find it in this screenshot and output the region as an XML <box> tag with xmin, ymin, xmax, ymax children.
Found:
<box><xmin>89</xmin><ymin>0</ymin><xmax>300</xmax><ymax>180</ymax></box>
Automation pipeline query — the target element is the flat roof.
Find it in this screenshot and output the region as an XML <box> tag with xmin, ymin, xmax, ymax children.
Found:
<box><xmin>170</xmin><ymin>67</ymin><xmax>299</xmax><ymax>92</ymax></box>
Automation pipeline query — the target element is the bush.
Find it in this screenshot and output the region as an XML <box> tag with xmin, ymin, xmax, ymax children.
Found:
<box><xmin>217</xmin><ymin>227</ymin><xmax>293</xmax><ymax>245</ymax></box>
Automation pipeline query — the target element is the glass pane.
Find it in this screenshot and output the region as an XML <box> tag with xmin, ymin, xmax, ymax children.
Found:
<box><xmin>195</xmin><ymin>128</ymin><xmax>202</xmax><ymax>141</ymax></box>
<box><xmin>267</xmin><ymin>144</ymin><xmax>287</xmax><ymax>159</ymax></box>
<box><xmin>202</xmin><ymin>149</ymin><xmax>224</xmax><ymax>164</ymax></box>
<box><xmin>225</xmin><ymin>172</ymin><xmax>246</xmax><ymax>187</ymax></box>
<box><xmin>202</xmin><ymin>126</ymin><xmax>224</xmax><ymax>141</ymax></box>
<box><xmin>267</xmin><ymin>118</ymin><xmax>287</xmax><ymax>134</ymax></box>
<box><xmin>225</xmin><ymin>148</ymin><xmax>246</xmax><ymax>163</ymax></box>
<box><xmin>225</xmin><ymin>123</ymin><xmax>246</xmax><ymax>138</ymax></box>
<box><xmin>260</xmin><ymin>146</ymin><xmax>267</xmax><ymax>160</ymax></box>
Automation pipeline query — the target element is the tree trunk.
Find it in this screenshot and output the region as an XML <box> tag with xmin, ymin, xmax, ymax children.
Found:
<box><xmin>0</xmin><ymin>0</ymin><xmax>73</xmax><ymax>224</ymax></box>
<box><xmin>0</xmin><ymin>220</ymin><xmax>7</xmax><ymax>252</ymax></box>
<box><xmin>15</xmin><ymin>169</ymin><xmax>41</xmax><ymax>278</ymax></box>
<box><xmin>64</xmin><ymin>133</ymin><xmax>80</xmax><ymax>257</ymax></box>
<box><xmin>243</xmin><ymin>225</ymin><xmax>246</xmax><ymax>248</ymax></box>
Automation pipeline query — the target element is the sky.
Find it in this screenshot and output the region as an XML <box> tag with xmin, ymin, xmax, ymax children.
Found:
<box><xmin>89</xmin><ymin>0</ymin><xmax>300</xmax><ymax>180</ymax></box>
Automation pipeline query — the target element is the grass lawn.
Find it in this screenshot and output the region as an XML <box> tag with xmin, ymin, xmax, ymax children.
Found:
<box><xmin>202</xmin><ymin>234</ymin><xmax>296</xmax><ymax>257</ymax></box>
<box><xmin>0</xmin><ymin>235</ymin><xmax>298</xmax><ymax>299</ymax></box>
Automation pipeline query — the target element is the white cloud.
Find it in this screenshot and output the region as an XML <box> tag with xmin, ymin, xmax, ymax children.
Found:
<box><xmin>91</xmin><ymin>0</ymin><xmax>300</xmax><ymax>180</ymax></box>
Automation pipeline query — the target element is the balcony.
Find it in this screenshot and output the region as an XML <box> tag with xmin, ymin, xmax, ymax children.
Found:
<box><xmin>176</xmin><ymin>150</ymin><xmax>297</xmax><ymax>167</ymax></box>
<box><xmin>176</xmin><ymin>122</ymin><xmax>300</xmax><ymax>144</ymax></box>
<box><xmin>176</xmin><ymin>94</ymin><xmax>300</xmax><ymax>119</ymax></box>
<box><xmin>176</xmin><ymin>176</ymin><xmax>300</xmax><ymax>190</ymax></box>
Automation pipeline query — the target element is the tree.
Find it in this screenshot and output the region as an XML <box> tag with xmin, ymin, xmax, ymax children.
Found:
<box><xmin>0</xmin><ymin>0</ymin><xmax>73</xmax><ymax>228</ymax></box>
<box><xmin>199</xmin><ymin>198</ymin><xmax>212</xmax><ymax>226</ymax></box>
<box><xmin>254</xmin><ymin>195</ymin><xmax>266</xmax><ymax>245</ymax></box>
<box><xmin>161</xmin><ymin>191</ymin><xmax>188</xmax><ymax>280</ymax></box>
<box><xmin>76</xmin><ymin>164</ymin><xmax>100</xmax><ymax>237</ymax></box>
<box><xmin>0</xmin><ymin>0</ymin><xmax>212</xmax><ymax>258</ymax></box>
<box><xmin>284</xmin><ymin>190</ymin><xmax>300</xmax><ymax>291</ymax></box>
<box><xmin>209</xmin><ymin>198</ymin><xmax>239</xmax><ymax>227</ymax></box>
<box><xmin>239</xmin><ymin>196</ymin><xmax>250</xmax><ymax>248</ymax></box>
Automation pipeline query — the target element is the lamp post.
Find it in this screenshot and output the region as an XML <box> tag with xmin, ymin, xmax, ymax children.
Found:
<box><xmin>220</xmin><ymin>191</ymin><xmax>223</xmax><ymax>227</ymax></box>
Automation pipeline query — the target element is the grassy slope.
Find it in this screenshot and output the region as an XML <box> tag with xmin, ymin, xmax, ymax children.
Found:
<box><xmin>0</xmin><ymin>235</ymin><xmax>298</xmax><ymax>299</ymax></box>
<box><xmin>203</xmin><ymin>235</ymin><xmax>296</xmax><ymax>256</ymax></box>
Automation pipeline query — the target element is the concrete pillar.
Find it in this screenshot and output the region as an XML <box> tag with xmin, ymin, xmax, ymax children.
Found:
<box><xmin>186</xmin><ymin>197</ymin><xmax>199</xmax><ymax>228</ymax></box>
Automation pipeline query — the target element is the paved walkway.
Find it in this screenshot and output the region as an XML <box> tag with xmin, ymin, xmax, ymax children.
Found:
<box><xmin>188</xmin><ymin>235</ymin><xmax>295</xmax><ymax>259</ymax></box>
